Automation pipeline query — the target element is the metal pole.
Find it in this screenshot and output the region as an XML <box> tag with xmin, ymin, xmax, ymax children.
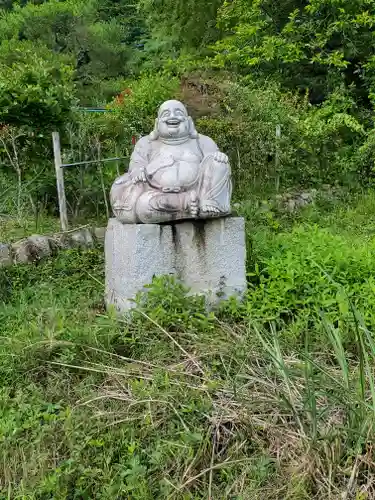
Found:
<box><xmin>52</xmin><ymin>131</ymin><xmax>68</xmax><ymax>231</ymax></box>
<box><xmin>61</xmin><ymin>156</ymin><xmax>127</xmax><ymax>168</ymax></box>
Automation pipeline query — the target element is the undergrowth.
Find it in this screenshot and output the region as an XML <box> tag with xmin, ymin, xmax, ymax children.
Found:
<box><xmin>1</xmin><ymin>193</ymin><xmax>375</xmax><ymax>498</ymax></box>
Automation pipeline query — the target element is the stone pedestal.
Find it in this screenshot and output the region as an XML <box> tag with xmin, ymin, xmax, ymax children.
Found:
<box><xmin>105</xmin><ymin>217</ymin><xmax>247</xmax><ymax>313</ymax></box>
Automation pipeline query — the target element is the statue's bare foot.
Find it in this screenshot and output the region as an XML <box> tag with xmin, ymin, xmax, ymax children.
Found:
<box><xmin>189</xmin><ymin>191</ymin><xmax>199</xmax><ymax>218</ymax></box>
<box><xmin>200</xmin><ymin>202</ymin><xmax>222</xmax><ymax>216</ymax></box>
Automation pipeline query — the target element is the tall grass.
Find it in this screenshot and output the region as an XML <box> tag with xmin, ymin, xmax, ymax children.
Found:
<box><xmin>1</xmin><ymin>194</ymin><xmax>375</xmax><ymax>498</ymax></box>
<box><xmin>26</xmin><ymin>301</ymin><xmax>374</xmax><ymax>499</ymax></box>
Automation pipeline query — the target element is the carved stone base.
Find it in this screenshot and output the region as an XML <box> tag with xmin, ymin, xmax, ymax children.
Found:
<box><xmin>105</xmin><ymin>217</ymin><xmax>247</xmax><ymax>313</ymax></box>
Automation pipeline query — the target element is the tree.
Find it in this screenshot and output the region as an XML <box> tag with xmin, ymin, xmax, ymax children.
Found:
<box><xmin>0</xmin><ymin>41</ymin><xmax>76</xmax><ymax>129</ymax></box>
<box><xmin>0</xmin><ymin>0</ymin><xmax>46</xmax><ymax>10</ymax></box>
<box><xmin>138</xmin><ymin>0</ymin><xmax>223</xmax><ymax>49</ymax></box>
<box><xmin>213</xmin><ymin>0</ymin><xmax>375</xmax><ymax>105</ymax></box>
<box><xmin>0</xmin><ymin>0</ymin><xmax>136</xmax><ymax>103</ymax></box>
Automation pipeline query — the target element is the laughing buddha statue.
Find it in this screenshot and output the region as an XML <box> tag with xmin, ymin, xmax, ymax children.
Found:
<box><xmin>110</xmin><ymin>100</ymin><xmax>232</xmax><ymax>224</ymax></box>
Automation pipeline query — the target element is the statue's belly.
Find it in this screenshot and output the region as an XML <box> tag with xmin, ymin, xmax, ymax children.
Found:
<box><xmin>149</xmin><ymin>161</ymin><xmax>200</xmax><ymax>189</ymax></box>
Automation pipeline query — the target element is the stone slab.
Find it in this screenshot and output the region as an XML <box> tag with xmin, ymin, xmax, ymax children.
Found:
<box><xmin>173</xmin><ymin>217</ymin><xmax>247</xmax><ymax>305</ymax></box>
<box><xmin>105</xmin><ymin>217</ymin><xmax>247</xmax><ymax>313</ymax></box>
<box><xmin>105</xmin><ymin>220</ymin><xmax>176</xmax><ymax>311</ymax></box>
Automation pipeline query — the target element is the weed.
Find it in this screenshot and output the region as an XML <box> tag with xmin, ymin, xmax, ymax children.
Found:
<box><xmin>1</xmin><ymin>194</ymin><xmax>375</xmax><ymax>498</ymax></box>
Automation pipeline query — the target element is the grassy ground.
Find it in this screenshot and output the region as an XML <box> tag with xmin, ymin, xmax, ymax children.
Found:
<box><xmin>1</xmin><ymin>192</ymin><xmax>375</xmax><ymax>499</ymax></box>
<box><xmin>0</xmin><ymin>214</ymin><xmax>108</xmax><ymax>243</ymax></box>
<box><xmin>0</xmin><ymin>216</ymin><xmax>61</xmax><ymax>243</ymax></box>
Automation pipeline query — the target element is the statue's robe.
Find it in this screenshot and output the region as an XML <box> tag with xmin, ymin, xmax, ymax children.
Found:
<box><xmin>110</xmin><ymin>134</ymin><xmax>232</xmax><ymax>223</ymax></box>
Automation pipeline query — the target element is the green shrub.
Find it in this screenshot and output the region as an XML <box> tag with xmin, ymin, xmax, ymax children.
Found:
<box><xmin>197</xmin><ymin>81</ymin><xmax>303</xmax><ymax>195</ymax></box>
<box><xmin>212</xmin><ymin>0</ymin><xmax>375</xmax><ymax>106</ymax></box>
<box><xmin>242</xmin><ymin>223</ymin><xmax>375</xmax><ymax>346</ymax></box>
<box><xmin>0</xmin><ymin>72</ymin><xmax>179</xmax><ymax>220</ymax></box>
<box><xmin>0</xmin><ymin>0</ymin><xmax>135</xmax><ymax>103</ymax></box>
<box><xmin>0</xmin><ymin>41</ymin><xmax>76</xmax><ymax>129</ymax></box>
<box><xmin>139</xmin><ymin>0</ymin><xmax>222</xmax><ymax>50</ymax></box>
<box><xmin>197</xmin><ymin>81</ymin><xmax>366</xmax><ymax>194</ymax></box>
<box><xmin>133</xmin><ymin>275</ymin><xmax>216</xmax><ymax>332</ymax></box>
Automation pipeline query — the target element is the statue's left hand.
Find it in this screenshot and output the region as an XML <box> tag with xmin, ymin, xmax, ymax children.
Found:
<box><xmin>213</xmin><ymin>152</ymin><xmax>229</xmax><ymax>164</ymax></box>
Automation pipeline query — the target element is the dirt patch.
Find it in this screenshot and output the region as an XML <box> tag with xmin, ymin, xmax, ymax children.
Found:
<box><xmin>178</xmin><ymin>73</ymin><xmax>224</xmax><ymax>119</ymax></box>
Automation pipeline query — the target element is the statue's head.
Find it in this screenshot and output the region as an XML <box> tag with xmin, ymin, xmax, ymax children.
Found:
<box><xmin>149</xmin><ymin>100</ymin><xmax>198</xmax><ymax>141</ymax></box>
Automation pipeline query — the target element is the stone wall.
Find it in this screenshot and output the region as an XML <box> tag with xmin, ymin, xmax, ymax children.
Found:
<box><xmin>0</xmin><ymin>226</ymin><xmax>106</xmax><ymax>268</ymax></box>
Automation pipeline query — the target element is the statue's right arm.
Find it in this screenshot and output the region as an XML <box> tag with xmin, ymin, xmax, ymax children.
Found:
<box><xmin>128</xmin><ymin>137</ymin><xmax>150</xmax><ymax>173</ymax></box>
<box><xmin>114</xmin><ymin>137</ymin><xmax>150</xmax><ymax>185</ymax></box>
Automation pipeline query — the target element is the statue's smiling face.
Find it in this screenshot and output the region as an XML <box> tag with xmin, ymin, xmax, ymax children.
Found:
<box><xmin>157</xmin><ymin>100</ymin><xmax>190</xmax><ymax>140</ymax></box>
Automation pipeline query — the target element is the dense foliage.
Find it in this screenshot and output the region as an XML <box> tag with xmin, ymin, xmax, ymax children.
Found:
<box><xmin>214</xmin><ymin>0</ymin><xmax>375</xmax><ymax>104</ymax></box>
<box><xmin>0</xmin><ymin>0</ymin><xmax>374</xmax><ymax>215</ymax></box>
<box><xmin>2</xmin><ymin>2</ymin><xmax>375</xmax><ymax>497</ymax></box>
<box><xmin>0</xmin><ymin>41</ymin><xmax>75</xmax><ymax>129</ymax></box>
<box><xmin>2</xmin><ymin>196</ymin><xmax>375</xmax><ymax>497</ymax></box>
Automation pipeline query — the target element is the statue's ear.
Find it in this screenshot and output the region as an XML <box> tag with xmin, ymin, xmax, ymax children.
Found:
<box><xmin>149</xmin><ymin>118</ymin><xmax>159</xmax><ymax>140</ymax></box>
<box><xmin>188</xmin><ymin>117</ymin><xmax>198</xmax><ymax>139</ymax></box>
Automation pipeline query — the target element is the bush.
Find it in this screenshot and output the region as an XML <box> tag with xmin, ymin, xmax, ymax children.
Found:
<box><xmin>240</xmin><ymin>222</ymin><xmax>375</xmax><ymax>347</ymax></box>
<box><xmin>3</xmin><ymin>237</ymin><xmax>375</xmax><ymax>498</ymax></box>
<box><xmin>0</xmin><ymin>0</ymin><xmax>138</xmax><ymax>104</ymax></box>
<box><xmin>0</xmin><ymin>41</ymin><xmax>76</xmax><ymax>129</ymax></box>
<box><xmin>212</xmin><ymin>0</ymin><xmax>375</xmax><ymax>106</ymax></box>
<box><xmin>197</xmin><ymin>80</ymin><xmax>366</xmax><ymax>194</ymax></box>
<box><xmin>197</xmin><ymin>81</ymin><xmax>303</xmax><ymax>195</ymax></box>
<box><xmin>0</xmin><ymin>72</ymin><xmax>180</xmax><ymax>220</ymax></box>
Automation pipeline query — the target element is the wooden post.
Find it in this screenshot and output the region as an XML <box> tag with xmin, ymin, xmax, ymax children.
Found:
<box><xmin>52</xmin><ymin>131</ymin><xmax>68</xmax><ymax>231</ymax></box>
<box><xmin>115</xmin><ymin>144</ymin><xmax>121</xmax><ymax>177</ymax></box>
<box><xmin>275</xmin><ymin>124</ymin><xmax>281</xmax><ymax>193</ymax></box>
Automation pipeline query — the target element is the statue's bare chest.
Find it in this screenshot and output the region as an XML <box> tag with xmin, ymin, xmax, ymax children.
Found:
<box><xmin>146</xmin><ymin>143</ymin><xmax>202</xmax><ymax>188</ymax></box>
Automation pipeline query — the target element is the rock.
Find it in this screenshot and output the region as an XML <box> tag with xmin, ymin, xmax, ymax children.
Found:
<box><xmin>53</xmin><ymin>227</ymin><xmax>100</xmax><ymax>248</ymax></box>
<box><xmin>28</xmin><ymin>235</ymin><xmax>53</xmax><ymax>258</ymax></box>
<box><xmin>298</xmin><ymin>199</ymin><xmax>310</xmax><ymax>208</ymax></box>
<box><xmin>51</xmin><ymin>233</ymin><xmax>70</xmax><ymax>250</ymax></box>
<box><xmin>273</xmin><ymin>188</ymin><xmax>319</xmax><ymax>212</ymax></box>
<box><xmin>0</xmin><ymin>243</ymin><xmax>12</xmax><ymax>267</ymax></box>
<box><xmin>287</xmin><ymin>199</ymin><xmax>296</xmax><ymax>212</ymax></box>
<box><xmin>69</xmin><ymin>228</ymin><xmax>94</xmax><ymax>248</ymax></box>
<box><xmin>94</xmin><ymin>227</ymin><xmax>106</xmax><ymax>242</ymax></box>
<box><xmin>0</xmin><ymin>226</ymin><xmax>107</xmax><ymax>269</ymax></box>
<box><xmin>13</xmin><ymin>240</ymin><xmax>40</xmax><ymax>264</ymax></box>
<box><xmin>105</xmin><ymin>217</ymin><xmax>247</xmax><ymax>313</ymax></box>
<box><xmin>12</xmin><ymin>234</ymin><xmax>58</xmax><ymax>264</ymax></box>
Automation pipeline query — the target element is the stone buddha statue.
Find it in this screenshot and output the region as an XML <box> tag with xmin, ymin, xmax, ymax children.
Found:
<box><xmin>110</xmin><ymin>100</ymin><xmax>232</xmax><ymax>224</ymax></box>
